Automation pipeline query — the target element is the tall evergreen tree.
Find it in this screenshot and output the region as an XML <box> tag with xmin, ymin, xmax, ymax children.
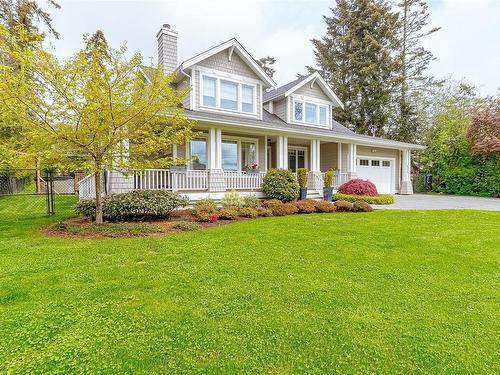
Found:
<box><xmin>309</xmin><ymin>0</ymin><xmax>400</xmax><ymax>136</ymax></box>
<box><xmin>257</xmin><ymin>56</ymin><xmax>276</xmax><ymax>78</ymax></box>
<box><xmin>392</xmin><ymin>0</ymin><xmax>440</xmax><ymax>142</ymax></box>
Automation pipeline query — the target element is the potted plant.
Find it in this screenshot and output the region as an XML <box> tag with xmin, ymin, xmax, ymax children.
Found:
<box><xmin>323</xmin><ymin>168</ymin><xmax>334</xmax><ymax>201</ymax></box>
<box><xmin>297</xmin><ymin>168</ymin><xmax>308</xmax><ymax>200</ymax></box>
<box><xmin>170</xmin><ymin>159</ymin><xmax>187</xmax><ymax>172</ymax></box>
<box><xmin>244</xmin><ymin>163</ymin><xmax>260</xmax><ymax>173</ymax></box>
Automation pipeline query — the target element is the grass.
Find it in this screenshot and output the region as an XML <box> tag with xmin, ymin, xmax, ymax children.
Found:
<box><xmin>0</xmin><ymin>195</ymin><xmax>499</xmax><ymax>373</ymax></box>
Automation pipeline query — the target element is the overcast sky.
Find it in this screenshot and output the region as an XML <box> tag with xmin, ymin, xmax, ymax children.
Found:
<box><xmin>43</xmin><ymin>0</ymin><xmax>499</xmax><ymax>95</ymax></box>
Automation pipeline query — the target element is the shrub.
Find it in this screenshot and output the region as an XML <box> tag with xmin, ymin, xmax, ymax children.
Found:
<box><xmin>75</xmin><ymin>199</ymin><xmax>96</xmax><ymax>219</ymax></box>
<box><xmin>242</xmin><ymin>194</ymin><xmax>261</xmax><ymax>208</ymax></box>
<box><xmin>297</xmin><ymin>168</ymin><xmax>308</xmax><ymax>189</ymax></box>
<box><xmin>263</xmin><ymin>199</ymin><xmax>282</xmax><ymax>209</ymax></box>
<box><xmin>221</xmin><ymin>190</ymin><xmax>244</xmax><ymax>209</ymax></box>
<box><xmin>338</xmin><ymin>179</ymin><xmax>378</xmax><ymax>196</ymax></box>
<box><xmin>314</xmin><ymin>200</ymin><xmax>336</xmax><ymax>213</ymax></box>
<box><xmin>270</xmin><ymin>202</ymin><xmax>299</xmax><ymax>216</ymax></box>
<box><xmin>333</xmin><ymin>193</ymin><xmax>394</xmax><ymax>205</ymax></box>
<box><xmin>334</xmin><ymin>200</ymin><xmax>354</xmax><ymax>212</ymax></box>
<box><xmin>294</xmin><ymin>199</ymin><xmax>317</xmax><ymax>213</ymax></box>
<box><xmin>324</xmin><ymin>169</ymin><xmax>334</xmax><ymax>188</ymax></box>
<box><xmin>353</xmin><ymin>201</ymin><xmax>373</xmax><ymax>212</ymax></box>
<box><xmin>194</xmin><ymin>198</ymin><xmax>217</xmax><ymax>213</ymax></box>
<box><xmin>218</xmin><ymin>208</ymin><xmax>238</xmax><ymax>220</ymax></box>
<box><xmin>262</xmin><ymin>169</ymin><xmax>299</xmax><ymax>202</ymax></box>
<box><xmin>75</xmin><ymin>190</ymin><xmax>188</xmax><ymax>220</ymax></box>
<box><xmin>238</xmin><ymin>207</ymin><xmax>258</xmax><ymax>218</ymax></box>
<box><xmin>195</xmin><ymin>211</ymin><xmax>219</xmax><ymax>222</ymax></box>
<box><xmin>256</xmin><ymin>207</ymin><xmax>273</xmax><ymax>217</ymax></box>
<box><xmin>173</xmin><ymin>221</ymin><xmax>202</xmax><ymax>231</ymax></box>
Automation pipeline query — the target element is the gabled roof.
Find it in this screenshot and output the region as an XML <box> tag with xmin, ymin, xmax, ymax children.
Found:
<box><xmin>263</xmin><ymin>72</ymin><xmax>344</xmax><ymax>109</ymax></box>
<box><xmin>176</xmin><ymin>38</ymin><xmax>277</xmax><ymax>89</ymax></box>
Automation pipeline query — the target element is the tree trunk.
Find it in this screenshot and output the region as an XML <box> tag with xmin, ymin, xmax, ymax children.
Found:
<box><xmin>94</xmin><ymin>171</ymin><xmax>103</xmax><ymax>224</ymax></box>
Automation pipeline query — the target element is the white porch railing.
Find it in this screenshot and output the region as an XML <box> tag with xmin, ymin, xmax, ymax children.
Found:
<box><xmin>78</xmin><ymin>173</ymin><xmax>107</xmax><ymax>200</ymax></box>
<box><xmin>134</xmin><ymin>169</ymin><xmax>208</xmax><ymax>191</ymax></box>
<box><xmin>224</xmin><ymin>171</ymin><xmax>265</xmax><ymax>190</ymax></box>
<box><xmin>334</xmin><ymin>171</ymin><xmax>349</xmax><ymax>188</ymax></box>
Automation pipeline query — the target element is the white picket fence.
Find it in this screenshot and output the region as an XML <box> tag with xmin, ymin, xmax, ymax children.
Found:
<box><xmin>224</xmin><ymin>171</ymin><xmax>265</xmax><ymax>190</ymax></box>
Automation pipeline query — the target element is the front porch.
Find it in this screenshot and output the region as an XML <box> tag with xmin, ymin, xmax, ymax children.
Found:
<box><xmin>78</xmin><ymin>127</ymin><xmax>413</xmax><ymax>200</ymax></box>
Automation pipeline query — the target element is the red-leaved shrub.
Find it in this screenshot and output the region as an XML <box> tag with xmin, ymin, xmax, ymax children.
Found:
<box><xmin>338</xmin><ymin>179</ymin><xmax>378</xmax><ymax>196</ymax></box>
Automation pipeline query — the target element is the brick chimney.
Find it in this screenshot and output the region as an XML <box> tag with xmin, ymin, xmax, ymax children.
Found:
<box><xmin>156</xmin><ymin>24</ymin><xmax>178</xmax><ymax>74</ymax></box>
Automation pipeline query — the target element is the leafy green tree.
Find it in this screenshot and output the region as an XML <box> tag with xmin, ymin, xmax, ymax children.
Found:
<box><xmin>308</xmin><ymin>0</ymin><xmax>400</xmax><ymax>136</ymax></box>
<box><xmin>0</xmin><ymin>27</ymin><xmax>194</xmax><ymax>223</ymax></box>
<box><xmin>391</xmin><ymin>0</ymin><xmax>440</xmax><ymax>143</ymax></box>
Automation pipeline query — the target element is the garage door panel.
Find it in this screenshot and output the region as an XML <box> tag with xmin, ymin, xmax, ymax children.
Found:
<box><xmin>357</xmin><ymin>158</ymin><xmax>394</xmax><ymax>194</ymax></box>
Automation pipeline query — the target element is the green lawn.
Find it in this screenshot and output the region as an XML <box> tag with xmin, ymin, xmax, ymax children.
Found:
<box><xmin>0</xmin><ymin>196</ymin><xmax>499</xmax><ymax>374</ymax></box>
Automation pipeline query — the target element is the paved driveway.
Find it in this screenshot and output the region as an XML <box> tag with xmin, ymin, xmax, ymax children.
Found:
<box><xmin>373</xmin><ymin>194</ymin><xmax>500</xmax><ymax>211</ymax></box>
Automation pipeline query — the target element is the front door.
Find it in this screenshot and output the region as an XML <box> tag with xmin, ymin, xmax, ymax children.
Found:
<box><xmin>288</xmin><ymin>148</ymin><xmax>306</xmax><ymax>172</ymax></box>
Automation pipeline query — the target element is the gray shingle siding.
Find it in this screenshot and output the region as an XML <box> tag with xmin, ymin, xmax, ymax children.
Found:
<box><xmin>197</xmin><ymin>50</ymin><xmax>259</xmax><ymax>80</ymax></box>
<box><xmin>176</xmin><ymin>79</ymin><xmax>190</xmax><ymax>109</ymax></box>
<box><xmin>158</xmin><ymin>33</ymin><xmax>177</xmax><ymax>74</ymax></box>
<box><xmin>294</xmin><ymin>82</ymin><xmax>330</xmax><ymax>101</ymax></box>
<box><xmin>273</xmin><ymin>99</ymin><xmax>286</xmax><ymax>122</ymax></box>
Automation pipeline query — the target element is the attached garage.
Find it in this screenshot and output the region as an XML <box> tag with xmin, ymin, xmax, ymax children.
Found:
<box><xmin>356</xmin><ymin>157</ymin><xmax>396</xmax><ymax>194</ymax></box>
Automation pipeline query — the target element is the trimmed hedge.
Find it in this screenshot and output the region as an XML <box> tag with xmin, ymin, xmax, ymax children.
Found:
<box><xmin>262</xmin><ymin>169</ymin><xmax>299</xmax><ymax>202</ymax></box>
<box><xmin>333</xmin><ymin>193</ymin><xmax>394</xmax><ymax>205</ymax></box>
<box><xmin>353</xmin><ymin>200</ymin><xmax>373</xmax><ymax>212</ymax></box>
<box><xmin>75</xmin><ymin>190</ymin><xmax>189</xmax><ymax>220</ymax></box>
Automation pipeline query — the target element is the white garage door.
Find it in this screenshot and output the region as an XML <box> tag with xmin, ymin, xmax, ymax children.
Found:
<box><xmin>357</xmin><ymin>158</ymin><xmax>395</xmax><ymax>194</ymax></box>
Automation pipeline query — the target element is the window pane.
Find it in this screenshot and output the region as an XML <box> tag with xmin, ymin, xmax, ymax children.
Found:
<box><xmin>191</xmin><ymin>139</ymin><xmax>207</xmax><ymax>170</ymax></box>
<box><xmin>371</xmin><ymin>160</ymin><xmax>380</xmax><ymax>167</ymax></box>
<box><xmin>297</xmin><ymin>150</ymin><xmax>305</xmax><ymax>169</ymax></box>
<box><xmin>202</xmin><ymin>76</ymin><xmax>216</xmax><ymax>107</ymax></box>
<box><xmin>382</xmin><ymin>160</ymin><xmax>390</xmax><ymax>167</ymax></box>
<box><xmin>222</xmin><ymin>141</ymin><xmax>238</xmax><ymax>170</ymax></box>
<box><xmin>288</xmin><ymin>150</ymin><xmax>297</xmax><ymax>172</ymax></box>
<box><xmin>305</xmin><ymin>103</ymin><xmax>317</xmax><ymax>123</ymax></box>
<box><xmin>220</xmin><ymin>80</ymin><xmax>238</xmax><ymax>110</ymax></box>
<box><xmin>241</xmin><ymin>141</ymin><xmax>257</xmax><ymax>168</ymax></box>
<box><xmin>294</xmin><ymin>102</ymin><xmax>303</xmax><ymax>121</ymax></box>
<box><xmin>242</xmin><ymin>85</ymin><xmax>254</xmax><ymax>113</ymax></box>
<box><xmin>319</xmin><ymin>106</ymin><xmax>327</xmax><ymax>125</ymax></box>
<box><xmin>359</xmin><ymin>159</ymin><xmax>369</xmax><ymax>166</ymax></box>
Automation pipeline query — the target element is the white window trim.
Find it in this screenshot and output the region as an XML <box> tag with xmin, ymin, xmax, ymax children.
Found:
<box><xmin>199</xmin><ymin>70</ymin><xmax>258</xmax><ymax>117</ymax></box>
<box><xmin>221</xmin><ymin>135</ymin><xmax>259</xmax><ymax>171</ymax></box>
<box><xmin>291</xmin><ymin>96</ymin><xmax>330</xmax><ymax>128</ymax></box>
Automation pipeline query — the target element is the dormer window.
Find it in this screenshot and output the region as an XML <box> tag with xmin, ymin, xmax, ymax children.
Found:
<box><xmin>200</xmin><ymin>73</ymin><xmax>256</xmax><ymax>115</ymax></box>
<box><xmin>293</xmin><ymin>99</ymin><xmax>328</xmax><ymax>126</ymax></box>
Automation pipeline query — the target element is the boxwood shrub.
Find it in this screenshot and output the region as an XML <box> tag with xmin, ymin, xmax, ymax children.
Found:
<box><xmin>333</xmin><ymin>193</ymin><xmax>395</xmax><ymax>205</ymax></box>
<box><xmin>75</xmin><ymin>190</ymin><xmax>189</xmax><ymax>220</ymax></box>
<box><xmin>262</xmin><ymin>169</ymin><xmax>299</xmax><ymax>202</ymax></box>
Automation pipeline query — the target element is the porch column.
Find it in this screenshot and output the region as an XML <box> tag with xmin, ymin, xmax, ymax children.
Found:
<box><xmin>308</xmin><ymin>139</ymin><xmax>323</xmax><ymax>190</ymax></box>
<box><xmin>208</xmin><ymin>127</ymin><xmax>225</xmax><ymax>192</ymax></box>
<box><xmin>277</xmin><ymin>135</ymin><xmax>288</xmax><ymax>169</ymax></box>
<box><xmin>347</xmin><ymin>143</ymin><xmax>357</xmax><ymax>180</ymax></box>
<box><xmin>400</xmin><ymin>149</ymin><xmax>413</xmax><ymax>194</ymax></box>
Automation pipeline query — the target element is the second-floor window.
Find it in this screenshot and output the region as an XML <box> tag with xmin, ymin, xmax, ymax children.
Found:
<box><xmin>201</xmin><ymin>74</ymin><xmax>256</xmax><ymax>114</ymax></box>
<box><xmin>293</xmin><ymin>99</ymin><xmax>328</xmax><ymax>126</ymax></box>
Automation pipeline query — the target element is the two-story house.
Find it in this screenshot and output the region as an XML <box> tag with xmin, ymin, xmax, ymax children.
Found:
<box><xmin>79</xmin><ymin>24</ymin><xmax>424</xmax><ymax>201</ymax></box>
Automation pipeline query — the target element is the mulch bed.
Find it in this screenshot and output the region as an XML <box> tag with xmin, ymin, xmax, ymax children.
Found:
<box><xmin>41</xmin><ymin>209</ymin><xmax>249</xmax><ymax>240</ymax></box>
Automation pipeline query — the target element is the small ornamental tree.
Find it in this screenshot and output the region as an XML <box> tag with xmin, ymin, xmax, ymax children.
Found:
<box><xmin>0</xmin><ymin>27</ymin><xmax>194</xmax><ymax>223</ymax></box>
<box><xmin>467</xmin><ymin>107</ymin><xmax>500</xmax><ymax>157</ymax></box>
<box><xmin>338</xmin><ymin>179</ymin><xmax>379</xmax><ymax>196</ymax></box>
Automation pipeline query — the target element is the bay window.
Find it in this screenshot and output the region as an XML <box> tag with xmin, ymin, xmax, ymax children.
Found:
<box><xmin>200</xmin><ymin>74</ymin><xmax>257</xmax><ymax>115</ymax></box>
<box><xmin>293</xmin><ymin>98</ymin><xmax>329</xmax><ymax>126</ymax></box>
